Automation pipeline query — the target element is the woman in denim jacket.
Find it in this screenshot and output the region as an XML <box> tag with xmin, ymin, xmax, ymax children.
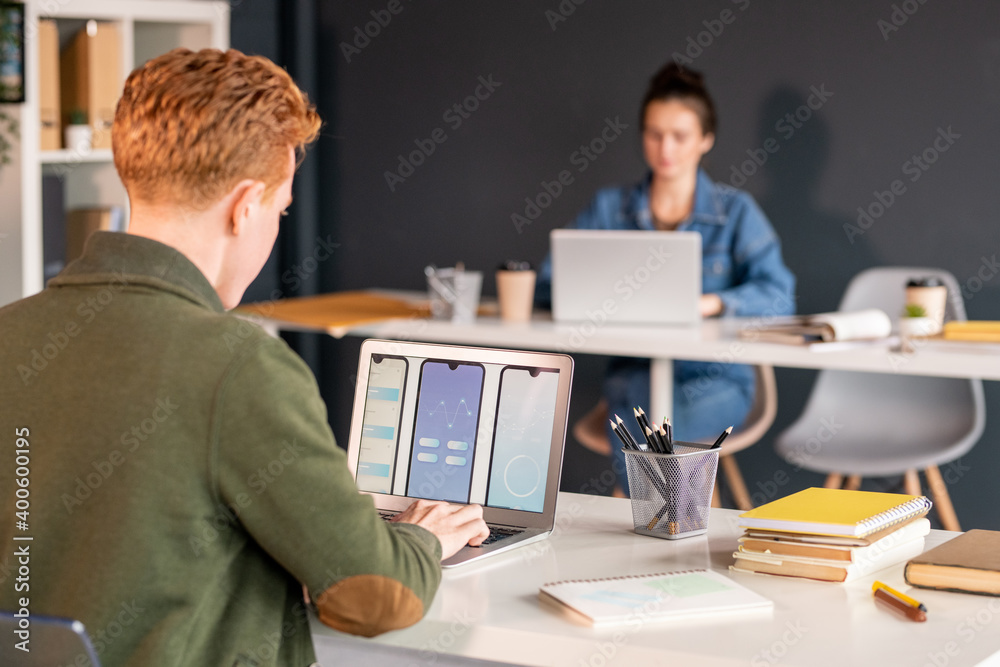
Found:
<box><xmin>536</xmin><ymin>63</ymin><xmax>795</xmax><ymax>495</ymax></box>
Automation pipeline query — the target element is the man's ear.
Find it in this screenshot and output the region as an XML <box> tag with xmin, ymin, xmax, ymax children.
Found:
<box><xmin>229</xmin><ymin>180</ymin><xmax>266</xmax><ymax>237</ymax></box>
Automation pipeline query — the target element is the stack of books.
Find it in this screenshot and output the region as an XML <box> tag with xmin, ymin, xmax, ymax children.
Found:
<box><xmin>730</xmin><ymin>488</ymin><xmax>933</xmax><ymax>583</ymax></box>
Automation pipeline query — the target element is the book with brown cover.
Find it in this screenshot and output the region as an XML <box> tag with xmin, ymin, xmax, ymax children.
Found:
<box><xmin>743</xmin><ymin>512</ymin><xmax>930</xmax><ymax>548</ymax></box>
<box><xmin>731</xmin><ymin>535</ymin><xmax>926</xmax><ymax>583</ymax></box>
<box><xmin>904</xmin><ymin>529</ymin><xmax>1000</xmax><ymax>596</ymax></box>
<box><xmin>739</xmin><ymin>518</ymin><xmax>930</xmax><ymax>563</ymax></box>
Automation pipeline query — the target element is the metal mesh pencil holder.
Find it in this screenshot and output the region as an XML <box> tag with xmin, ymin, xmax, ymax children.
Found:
<box><xmin>623</xmin><ymin>443</ymin><xmax>719</xmax><ymax>540</ymax></box>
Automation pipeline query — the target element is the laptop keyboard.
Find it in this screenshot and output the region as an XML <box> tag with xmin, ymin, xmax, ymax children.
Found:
<box><xmin>379</xmin><ymin>512</ymin><xmax>523</xmax><ymax>547</ymax></box>
<box><xmin>475</xmin><ymin>525</ymin><xmax>524</xmax><ymax>547</ymax></box>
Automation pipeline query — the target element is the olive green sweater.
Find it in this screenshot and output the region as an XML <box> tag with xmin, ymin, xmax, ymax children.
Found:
<box><xmin>0</xmin><ymin>232</ymin><xmax>442</xmax><ymax>666</ymax></box>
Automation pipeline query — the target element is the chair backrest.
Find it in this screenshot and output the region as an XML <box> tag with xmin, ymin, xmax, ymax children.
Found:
<box><xmin>779</xmin><ymin>266</ymin><xmax>985</xmax><ymax>472</ymax></box>
<box><xmin>721</xmin><ymin>365</ymin><xmax>778</xmax><ymax>456</ymax></box>
<box><xmin>0</xmin><ymin>611</ymin><xmax>101</xmax><ymax>666</ymax></box>
<box><xmin>838</xmin><ymin>266</ymin><xmax>967</xmax><ymax>326</ymax></box>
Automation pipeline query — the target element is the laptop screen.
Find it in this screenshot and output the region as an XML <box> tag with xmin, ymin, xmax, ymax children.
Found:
<box><xmin>349</xmin><ymin>340</ymin><xmax>573</xmax><ymax>516</ymax></box>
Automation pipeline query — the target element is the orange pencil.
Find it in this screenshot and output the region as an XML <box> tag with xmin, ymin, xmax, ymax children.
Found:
<box><xmin>874</xmin><ymin>587</ymin><xmax>927</xmax><ymax>622</ymax></box>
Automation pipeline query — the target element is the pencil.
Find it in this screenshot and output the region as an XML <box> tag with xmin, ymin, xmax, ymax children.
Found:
<box><xmin>657</xmin><ymin>422</ymin><xmax>673</xmax><ymax>454</ymax></box>
<box><xmin>610</xmin><ymin>420</ymin><xmax>634</xmax><ymax>450</ymax></box>
<box><xmin>644</xmin><ymin>426</ymin><xmax>662</xmax><ymax>453</ymax></box>
<box><xmin>710</xmin><ymin>425</ymin><xmax>733</xmax><ymax>450</ymax></box>
<box><xmin>614</xmin><ymin>414</ymin><xmax>641</xmax><ymax>450</ymax></box>
<box><xmin>872</xmin><ymin>581</ymin><xmax>928</xmax><ymax>612</ymax></box>
<box><xmin>638</xmin><ymin>407</ymin><xmax>667</xmax><ymax>453</ymax></box>
<box><xmin>874</xmin><ymin>587</ymin><xmax>927</xmax><ymax>622</ymax></box>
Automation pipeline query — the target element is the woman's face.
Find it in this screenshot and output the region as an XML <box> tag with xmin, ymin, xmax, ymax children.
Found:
<box><xmin>642</xmin><ymin>99</ymin><xmax>715</xmax><ymax>182</ymax></box>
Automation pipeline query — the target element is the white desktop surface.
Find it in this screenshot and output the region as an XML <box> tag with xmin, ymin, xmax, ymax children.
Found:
<box><xmin>310</xmin><ymin>492</ymin><xmax>1000</xmax><ymax>667</ymax></box>
<box><xmin>337</xmin><ymin>309</ymin><xmax>1000</xmax><ymax>381</ymax></box>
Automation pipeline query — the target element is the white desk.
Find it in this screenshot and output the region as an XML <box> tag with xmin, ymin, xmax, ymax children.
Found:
<box><xmin>258</xmin><ymin>300</ymin><xmax>1000</xmax><ymax>419</ymax></box>
<box><xmin>310</xmin><ymin>492</ymin><xmax>1000</xmax><ymax>667</ymax></box>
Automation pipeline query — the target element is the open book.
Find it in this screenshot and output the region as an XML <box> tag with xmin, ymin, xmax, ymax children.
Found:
<box><xmin>539</xmin><ymin>569</ymin><xmax>772</xmax><ymax>627</ymax></box>
<box><xmin>741</xmin><ymin>308</ymin><xmax>892</xmax><ymax>346</ymax></box>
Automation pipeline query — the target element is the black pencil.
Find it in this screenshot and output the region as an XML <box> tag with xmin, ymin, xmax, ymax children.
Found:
<box><xmin>635</xmin><ymin>407</ymin><xmax>662</xmax><ymax>452</ymax></box>
<box><xmin>657</xmin><ymin>422</ymin><xmax>673</xmax><ymax>454</ymax></box>
<box><xmin>710</xmin><ymin>425</ymin><xmax>734</xmax><ymax>450</ymax></box>
<box><xmin>644</xmin><ymin>426</ymin><xmax>663</xmax><ymax>453</ymax></box>
<box><xmin>615</xmin><ymin>414</ymin><xmax>641</xmax><ymax>450</ymax></box>
<box><xmin>609</xmin><ymin>420</ymin><xmax>634</xmax><ymax>450</ymax></box>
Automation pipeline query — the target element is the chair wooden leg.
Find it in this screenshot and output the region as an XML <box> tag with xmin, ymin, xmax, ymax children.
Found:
<box><xmin>824</xmin><ymin>473</ymin><xmax>844</xmax><ymax>489</ymax></box>
<box><xmin>924</xmin><ymin>465</ymin><xmax>961</xmax><ymax>532</ymax></box>
<box><xmin>903</xmin><ymin>469</ymin><xmax>922</xmax><ymax>497</ymax></box>
<box><xmin>844</xmin><ymin>475</ymin><xmax>862</xmax><ymax>491</ymax></box>
<box><xmin>712</xmin><ymin>479</ymin><xmax>722</xmax><ymax>508</ymax></box>
<box><xmin>720</xmin><ymin>455</ymin><xmax>753</xmax><ymax>511</ymax></box>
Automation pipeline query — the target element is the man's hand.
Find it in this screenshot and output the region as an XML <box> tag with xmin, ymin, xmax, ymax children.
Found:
<box><xmin>392</xmin><ymin>499</ymin><xmax>490</xmax><ymax>560</ymax></box>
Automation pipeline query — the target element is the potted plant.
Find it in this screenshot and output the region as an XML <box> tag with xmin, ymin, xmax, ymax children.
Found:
<box><xmin>64</xmin><ymin>108</ymin><xmax>92</xmax><ymax>153</ymax></box>
<box><xmin>899</xmin><ymin>303</ymin><xmax>936</xmax><ymax>353</ymax></box>
<box><xmin>0</xmin><ymin>108</ymin><xmax>17</xmax><ymax>170</ymax></box>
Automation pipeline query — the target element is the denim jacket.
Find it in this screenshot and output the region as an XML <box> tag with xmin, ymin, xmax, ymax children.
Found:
<box><xmin>537</xmin><ymin>169</ymin><xmax>796</xmax><ymax>318</ymax></box>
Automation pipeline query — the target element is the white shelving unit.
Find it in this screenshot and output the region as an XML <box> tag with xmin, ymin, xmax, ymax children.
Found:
<box><xmin>0</xmin><ymin>0</ymin><xmax>229</xmax><ymax>307</ymax></box>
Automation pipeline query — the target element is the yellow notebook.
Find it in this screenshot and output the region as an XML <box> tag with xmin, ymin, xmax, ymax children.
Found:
<box><xmin>737</xmin><ymin>488</ymin><xmax>932</xmax><ymax>537</ymax></box>
<box><xmin>943</xmin><ymin>321</ymin><xmax>1000</xmax><ymax>342</ymax></box>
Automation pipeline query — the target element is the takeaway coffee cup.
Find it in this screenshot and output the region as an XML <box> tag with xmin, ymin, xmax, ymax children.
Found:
<box><xmin>495</xmin><ymin>261</ymin><xmax>536</xmax><ymax>323</ymax></box>
<box><xmin>905</xmin><ymin>277</ymin><xmax>947</xmax><ymax>334</ymax></box>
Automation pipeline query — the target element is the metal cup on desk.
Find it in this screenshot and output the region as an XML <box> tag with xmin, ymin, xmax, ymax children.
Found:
<box><xmin>426</xmin><ymin>264</ymin><xmax>482</xmax><ymax>324</ymax></box>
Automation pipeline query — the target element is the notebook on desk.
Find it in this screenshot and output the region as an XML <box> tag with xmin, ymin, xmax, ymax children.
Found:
<box><xmin>346</xmin><ymin>339</ymin><xmax>574</xmax><ymax>567</ymax></box>
<box><xmin>550</xmin><ymin>229</ymin><xmax>701</xmax><ymax>325</ymax></box>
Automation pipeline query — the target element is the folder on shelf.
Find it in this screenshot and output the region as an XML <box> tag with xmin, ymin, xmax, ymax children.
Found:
<box><xmin>60</xmin><ymin>21</ymin><xmax>120</xmax><ymax>150</ymax></box>
<box><xmin>737</xmin><ymin>487</ymin><xmax>932</xmax><ymax>538</ymax></box>
<box><xmin>38</xmin><ymin>19</ymin><xmax>61</xmax><ymax>151</ymax></box>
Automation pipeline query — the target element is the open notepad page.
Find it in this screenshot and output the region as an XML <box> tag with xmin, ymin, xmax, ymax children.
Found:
<box><xmin>539</xmin><ymin>569</ymin><xmax>772</xmax><ymax>627</ymax></box>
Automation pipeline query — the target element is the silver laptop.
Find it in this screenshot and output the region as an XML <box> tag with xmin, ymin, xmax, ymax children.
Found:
<box><xmin>550</xmin><ymin>229</ymin><xmax>701</xmax><ymax>325</ymax></box>
<box><xmin>346</xmin><ymin>339</ymin><xmax>574</xmax><ymax>567</ymax></box>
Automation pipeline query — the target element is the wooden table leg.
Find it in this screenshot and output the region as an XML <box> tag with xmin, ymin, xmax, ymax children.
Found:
<box><xmin>924</xmin><ymin>465</ymin><xmax>961</xmax><ymax>532</ymax></box>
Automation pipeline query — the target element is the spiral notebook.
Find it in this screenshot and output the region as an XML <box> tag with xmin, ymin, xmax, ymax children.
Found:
<box><xmin>737</xmin><ymin>488</ymin><xmax>932</xmax><ymax>538</ymax></box>
<box><xmin>538</xmin><ymin>569</ymin><xmax>773</xmax><ymax>627</ymax></box>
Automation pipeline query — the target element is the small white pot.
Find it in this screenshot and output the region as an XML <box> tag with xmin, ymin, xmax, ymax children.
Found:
<box><xmin>899</xmin><ymin>316</ymin><xmax>936</xmax><ymax>353</ymax></box>
<box><xmin>64</xmin><ymin>124</ymin><xmax>93</xmax><ymax>153</ymax></box>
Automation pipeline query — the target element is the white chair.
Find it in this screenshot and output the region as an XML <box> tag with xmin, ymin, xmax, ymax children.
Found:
<box><xmin>774</xmin><ymin>267</ymin><xmax>985</xmax><ymax>531</ymax></box>
<box><xmin>0</xmin><ymin>611</ymin><xmax>101</xmax><ymax>666</ymax></box>
<box><xmin>713</xmin><ymin>364</ymin><xmax>778</xmax><ymax>511</ymax></box>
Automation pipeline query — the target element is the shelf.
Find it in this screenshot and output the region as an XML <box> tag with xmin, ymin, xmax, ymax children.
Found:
<box><xmin>40</xmin><ymin>148</ymin><xmax>114</xmax><ymax>164</ymax></box>
<box><xmin>0</xmin><ymin>0</ymin><xmax>229</xmax><ymax>309</ymax></box>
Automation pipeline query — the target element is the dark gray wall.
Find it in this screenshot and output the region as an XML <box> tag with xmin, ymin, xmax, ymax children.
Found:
<box><xmin>244</xmin><ymin>2</ymin><xmax>1000</xmax><ymax>529</ymax></box>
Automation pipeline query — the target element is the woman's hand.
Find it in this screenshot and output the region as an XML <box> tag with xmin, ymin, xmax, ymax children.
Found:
<box><xmin>699</xmin><ymin>293</ymin><xmax>723</xmax><ymax>317</ymax></box>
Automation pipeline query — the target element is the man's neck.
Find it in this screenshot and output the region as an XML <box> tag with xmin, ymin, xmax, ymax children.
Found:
<box><xmin>127</xmin><ymin>203</ymin><xmax>228</xmax><ymax>296</ymax></box>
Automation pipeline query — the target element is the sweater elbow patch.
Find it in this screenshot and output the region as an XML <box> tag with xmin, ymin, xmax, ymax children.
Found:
<box><xmin>315</xmin><ymin>574</ymin><xmax>425</xmax><ymax>637</ymax></box>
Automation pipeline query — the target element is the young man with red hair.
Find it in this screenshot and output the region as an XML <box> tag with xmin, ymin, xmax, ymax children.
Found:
<box><xmin>0</xmin><ymin>48</ymin><xmax>487</xmax><ymax>666</ymax></box>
